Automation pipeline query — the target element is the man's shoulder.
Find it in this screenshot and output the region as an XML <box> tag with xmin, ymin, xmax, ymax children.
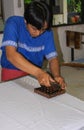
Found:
<box><xmin>6</xmin><ymin>16</ymin><xmax>24</xmax><ymax>23</ymax></box>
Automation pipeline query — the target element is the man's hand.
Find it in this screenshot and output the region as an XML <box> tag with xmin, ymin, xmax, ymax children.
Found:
<box><xmin>54</xmin><ymin>76</ymin><xmax>66</xmax><ymax>90</ymax></box>
<box><xmin>36</xmin><ymin>71</ymin><xmax>55</xmax><ymax>87</ymax></box>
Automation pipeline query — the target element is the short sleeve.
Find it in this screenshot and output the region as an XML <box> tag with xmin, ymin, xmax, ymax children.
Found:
<box><xmin>2</xmin><ymin>16</ymin><xmax>19</xmax><ymax>48</ymax></box>
<box><xmin>44</xmin><ymin>30</ymin><xmax>58</xmax><ymax>60</ymax></box>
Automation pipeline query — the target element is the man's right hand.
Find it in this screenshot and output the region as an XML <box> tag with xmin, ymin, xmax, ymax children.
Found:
<box><xmin>36</xmin><ymin>70</ymin><xmax>55</xmax><ymax>87</ymax></box>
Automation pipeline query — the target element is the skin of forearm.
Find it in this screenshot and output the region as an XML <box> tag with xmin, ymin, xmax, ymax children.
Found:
<box><xmin>49</xmin><ymin>57</ymin><xmax>61</xmax><ymax>78</ymax></box>
<box><xmin>6</xmin><ymin>46</ymin><xmax>43</xmax><ymax>78</ymax></box>
<box><xmin>49</xmin><ymin>57</ymin><xmax>66</xmax><ymax>89</ymax></box>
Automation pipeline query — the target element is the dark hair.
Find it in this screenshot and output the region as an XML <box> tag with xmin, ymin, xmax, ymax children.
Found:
<box><xmin>24</xmin><ymin>1</ymin><xmax>53</xmax><ymax>30</ymax></box>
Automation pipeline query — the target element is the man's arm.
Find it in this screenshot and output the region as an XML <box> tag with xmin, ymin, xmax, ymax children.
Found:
<box><xmin>49</xmin><ymin>57</ymin><xmax>66</xmax><ymax>89</ymax></box>
<box><xmin>6</xmin><ymin>46</ymin><xmax>54</xmax><ymax>86</ymax></box>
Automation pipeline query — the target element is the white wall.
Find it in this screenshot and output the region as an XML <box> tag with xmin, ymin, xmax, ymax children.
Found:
<box><xmin>13</xmin><ymin>0</ymin><xmax>24</xmax><ymax>16</ymax></box>
<box><xmin>57</xmin><ymin>25</ymin><xmax>84</xmax><ymax>62</ymax></box>
<box><xmin>2</xmin><ymin>0</ymin><xmax>24</xmax><ymax>21</ymax></box>
<box><xmin>53</xmin><ymin>0</ymin><xmax>67</xmax><ymax>25</ymax></box>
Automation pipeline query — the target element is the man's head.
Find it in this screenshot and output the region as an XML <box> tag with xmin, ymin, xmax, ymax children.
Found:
<box><xmin>24</xmin><ymin>1</ymin><xmax>53</xmax><ymax>37</ymax></box>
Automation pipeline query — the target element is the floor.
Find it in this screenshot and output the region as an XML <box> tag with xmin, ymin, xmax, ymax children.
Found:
<box><xmin>60</xmin><ymin>66</ymin><xmax>84</xmax><ymax>101</ymax></box>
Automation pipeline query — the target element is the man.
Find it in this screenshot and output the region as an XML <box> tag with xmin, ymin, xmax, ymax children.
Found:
<box><xmin>1</xmin><ymin>1</ymin><xmax>66</xmax><ymax>88</ymax></box>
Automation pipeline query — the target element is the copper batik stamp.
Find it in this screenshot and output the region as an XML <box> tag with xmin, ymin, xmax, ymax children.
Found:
<box><xmin>34</xmin><ymin>82</ymin><xmax>66</xmax><ymax>98</ymax></box>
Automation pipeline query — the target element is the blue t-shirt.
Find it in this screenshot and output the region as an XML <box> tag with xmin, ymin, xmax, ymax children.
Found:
<box><xmin>1</xmin><ymin>16</ymin><xmax>58</xmax><ymax>70</ymax></box>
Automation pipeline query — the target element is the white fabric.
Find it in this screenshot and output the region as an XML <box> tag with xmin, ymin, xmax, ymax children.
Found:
<box><xmin>0</xmin><ymin>76</ymin><xmax>84</xmax><ymax>130</ymax></box>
